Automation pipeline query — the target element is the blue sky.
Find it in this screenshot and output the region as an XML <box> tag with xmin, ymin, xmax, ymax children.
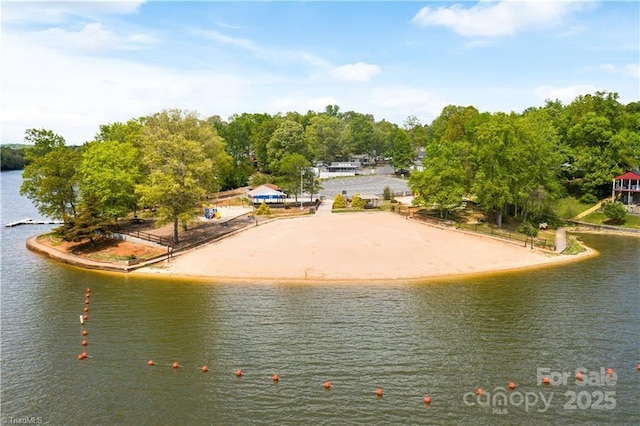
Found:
<box><xmin>2</xmin><ymin>1</ymin><xmax>638</xmax><ymax>145</ymax></box>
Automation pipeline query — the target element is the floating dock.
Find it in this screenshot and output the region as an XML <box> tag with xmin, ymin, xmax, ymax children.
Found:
<box><xmin>5</xmin><ymin>218</ymin><xmax>63</xmax><ymax>227</ymax></box>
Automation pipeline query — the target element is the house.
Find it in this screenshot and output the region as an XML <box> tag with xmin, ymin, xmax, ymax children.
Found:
<box><xmin>612</xmin><ymin>171</ymin><xmax>640</xmax><ymax>206</ymax></box>
<box><xmin>247</xmin><ymin>184</ymin><xmax>286</xmax><ymax>204</ymax></box>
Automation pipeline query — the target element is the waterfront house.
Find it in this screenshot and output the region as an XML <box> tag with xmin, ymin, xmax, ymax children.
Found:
<box><xmin>612</xmin><ymin>171</ymin><xmax>640</xmax><ymax>213</ymax></box>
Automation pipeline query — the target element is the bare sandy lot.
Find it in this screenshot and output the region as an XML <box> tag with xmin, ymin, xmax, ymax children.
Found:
<box><xmin>137</xmin><ymin>212</ymin><xmax>594</xmax><ymax>283</ymax></box>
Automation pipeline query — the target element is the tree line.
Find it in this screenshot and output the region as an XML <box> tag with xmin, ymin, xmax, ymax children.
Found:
<box><xmin>18</xmin><ymin>91</ymin><xmax>639</xmax><ymax>243</ymax></box>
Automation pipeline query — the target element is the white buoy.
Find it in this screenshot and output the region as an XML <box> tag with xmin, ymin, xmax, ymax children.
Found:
<box><xmin>79</xmin><ymin>315</ymin><xmax>84</xmax><ymax>325</ymax></box>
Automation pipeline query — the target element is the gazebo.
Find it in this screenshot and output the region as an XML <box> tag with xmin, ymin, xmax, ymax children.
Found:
<box><xmin>612</xmin><ymin>171</ymin><xmax>640</xmax><ymax>206</ymax></box>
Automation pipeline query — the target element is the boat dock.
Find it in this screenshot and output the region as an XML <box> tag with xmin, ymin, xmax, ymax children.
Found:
<box><xmin>5</xmin><ymin>218</ymin><xmax>63</xmax><ymax>227</ymax></box>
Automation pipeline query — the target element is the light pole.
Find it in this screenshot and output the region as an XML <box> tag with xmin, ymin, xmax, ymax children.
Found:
<box><xmin>300</xmin><ymin>168</ymin><xmax>304</xmax><ymax>210</ymax></box>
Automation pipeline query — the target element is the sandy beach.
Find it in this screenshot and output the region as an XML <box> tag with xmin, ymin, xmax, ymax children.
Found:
<box><xmin>136</xmin><ymin>211</ymin><xmax>594</xmax><ymax>283</ymax></box>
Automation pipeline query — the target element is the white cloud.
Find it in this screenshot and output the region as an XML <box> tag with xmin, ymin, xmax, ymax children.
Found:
<box><xmin>534</xmin><ymin>84</ymin><xmax>601</xmax><ymax>103</ymax></box>
<box><xmin>1</xmin><ymin>1</ymin><xmax>146</xmax><ymax>25</ymax></box>
<box><xmin>412</xmin><ymin>0</ymin><xmax>585</xmax><ymax>37</ymax></box>
<box><xmin>35</xmin><ymin>22</ymin><xmax>157</xmax><ymax>53</ymax></box>
<box><xmin>331</xmin><ymin>63</ymin><xmax>381</xmax><ymax>82</ymax></box>
<box><xmin>1</xmin><ymin>34</ymin><xmax>255</xmax><ymax>144</ymax></box>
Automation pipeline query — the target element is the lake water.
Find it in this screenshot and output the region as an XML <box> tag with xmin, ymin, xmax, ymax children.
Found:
<box><xmin>1</xmin><ymin>170</ymin><xmax>639</xmax><ymax>425</ymax></box>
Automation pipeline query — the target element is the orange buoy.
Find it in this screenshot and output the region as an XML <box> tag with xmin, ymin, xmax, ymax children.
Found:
<box><xmin>235</xmin><ymin>369</ymin><xmax>243</xmax><ymax>377</ymax></box>
<box><xmin>508</xmin><ymin>382</ymin><xmax>516</xmax><ymax>390</ymax></box>
<box><xmin>84</xmin><ymin>299</ymin><xmax>90</xmax><ymax>305</ymax></box>
<box><xmin>543</xmin><ymin>377</ymin><xmax>550</xmax><ymax>385</ymax></box>
<box><xmin>172</xmin><ymin>362</ymin><xmax>180</xmax><ymax>369</ymax></box>
<box><xmin>202</xmin><ymin>366</ymin><xmax>209</xmax><ymax>372</ymax></box>
<box><xmin>83</xmin><ymin>315</ymin><xmax>88</xmax><ymax>321</ymax></box>
<box><xmin>476</xmin><ymin>388</ymin><xmax>484</xmax><ymax>396</ymax></box>
<box><xmin>85</xmin><ymin>293</ymin><xmax>90</xmax><ymax>298</ymax></box>
<box><xmin>83</xmin><ymin>307</ymin><xmax>89</xmax><ymax>313</ymax></box>
<box><xmin>147</xmin><ymin>360</ymin><xmax>155</xmax><ymax>366</ymax></box>
<box><xmin>575</xmin><ymin>372</ymin><xmax>583</xmax><ymax>381</ymax></box>
<box><xmin>77</xmin><ymin>353</ymin><xmax>85</xmax><ymax>360</ymax></box>
<box><xmin>606</xmin><ymin>368</ymin><xmax>614</xmax><ymax>376</ymax></box>
<box><xmin>82</xmin><ymin>330</ymin><xmax>88</xmax><ymax>336</ymax></box>
<box><xmin>376</xmin><ymin>388</ymin><xmax>383</xmax><ymax>397</ymax></box>
<box><xmin>272</xmin><ymin>374</ymin><xmax>279</xmax><ymax>382</ymax></box>
<box><xmin>86</xmin><ymin>288</ymin><xmax>91</xmax><ymax>292</ymax></box>
<box><xmin>81</xmin><ymin>340</ymin><xmax>88</xmax><ymax>346</ymax></box>
<box><xmin>637</xmin><ymin>364</ymin><xmax>640</xmax><ymax>371</ymax></box>
<box><xmin>424</xmin><ymin>396</ymin><xmax>432</xmax><ymax>404</ymax></box>
<box><xmin>324</xmin><ymin>381</ymin><xmax>332</xmax><ymax>389</ymax></box>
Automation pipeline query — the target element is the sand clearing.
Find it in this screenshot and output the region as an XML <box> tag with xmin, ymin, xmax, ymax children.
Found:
<box><xmin>137</xmin><ymin>212</ymin><xmax>592</xmax><ymax>283</ymax></box>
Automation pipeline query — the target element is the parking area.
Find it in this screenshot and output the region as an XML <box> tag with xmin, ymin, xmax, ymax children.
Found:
<box><xmin>317</xmin><ymin>174</ymin><xmax>411</xmax><ymax>199</ymax></box>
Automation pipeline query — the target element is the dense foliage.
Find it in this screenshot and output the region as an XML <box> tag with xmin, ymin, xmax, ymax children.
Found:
<box><xmin>17</xmin><ymin>90</ymin><xmax>639</xmax><ymax>241</ymax></box>
<box><xmin>1</xmin><ymin>146</ymin><xmax>27</xmax><ymax>170</ymax></box>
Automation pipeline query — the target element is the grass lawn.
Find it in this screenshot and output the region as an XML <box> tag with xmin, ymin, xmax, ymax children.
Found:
<box><xmin>579</xmin><ymin>211</ymin><xmax>640</xmax><ymax>229</ymax></box>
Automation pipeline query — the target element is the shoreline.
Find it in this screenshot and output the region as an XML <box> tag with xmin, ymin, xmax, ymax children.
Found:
<box><xmin>132</xmin><ymin>212</ymin><xmax>599</xmax><ymax>283</ymax></box>
<box><xmin>27</xmin><ymin>212</ymin><xmax>600</xmax><ymax>284</ymax></box>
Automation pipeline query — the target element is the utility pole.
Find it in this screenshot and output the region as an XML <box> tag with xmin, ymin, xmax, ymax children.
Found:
<box><xmin>300</xmin><ymin>168</ymin><xmax>304</xmax><ymax>210</ymax></box>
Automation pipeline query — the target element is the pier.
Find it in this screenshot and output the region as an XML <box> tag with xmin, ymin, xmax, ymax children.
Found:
<box><xmin>5</xmin><ymin>218</ymin><xmax>63</xmax><ymax>227</ymax></box>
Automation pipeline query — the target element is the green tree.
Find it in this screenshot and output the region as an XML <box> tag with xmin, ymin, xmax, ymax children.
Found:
<box><xmin>277</xmin><ymin>153</ymin><xmax>310</xmax><ymax>202</ymax></box>
<box><xmin>392</xmin><ymin>130</ymin><xmax>414</xmax><ymax>172</ymax></box>
<box><xmin>470</xmin><ymin>113</ymin><xmax>517</xmax><ymax>228</ymax></box>
<box><xmin>78</xmin><ymin>140</ymin><xmax>142</xmax><ymax>221</ymax></box>
<box><xmin>135</xmin><ymin>109</ymin><xmax>221</xmax><ymax>245</ymax></box>
<box><xmin>409</xmin><ymin>141</ymin><xmax>466</xmax><ymax>218</ymax></box>
<box><xmin>267</xmin><ymin>120</ymin><xmax>307</xmax><ymax>173</ymax></box>
<box><xmin>20</xmin><ymin>129</ymin><xmax>79</xmax><ymax>221</ymax></box>
<box><xmin>305</xmin><ymin>114</ymin><xmax>347</xmax><ymax>163</ymax></box>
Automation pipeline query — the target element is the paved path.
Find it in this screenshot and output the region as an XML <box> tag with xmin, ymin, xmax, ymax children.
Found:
<box><xmin>555</xmin><ymin>228</ymin><xmax>567</xmax><ymax>253</ymax></box>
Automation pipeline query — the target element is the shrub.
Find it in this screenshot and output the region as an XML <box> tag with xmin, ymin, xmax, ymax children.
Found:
<box><xmin>382</xmin><ymin>186</ymin><xmax>392</xmax><ymax>201</ymax></box>
<box><xmin>351</xmin><ymin>193</ymin><xmax>366</xmax><ymax>209</ymax></box>
<box><xmin>255</xmin><ymin>201</ymin><xmax>271</xmax><ymax>216</ymax></box>
<box><xmin>603</xmin><ymin>201</ymin><xmax>626</xmax><ymax>224</ymax></box>
<box><xmin>333</xmin><ymin>193</ymin><xmax>346</xmax><ymax>209</ymax></box>
<box><xmin>580</xmin><ymin>193</ymin><xmax>598</xmax><ymax>204</ymax></box>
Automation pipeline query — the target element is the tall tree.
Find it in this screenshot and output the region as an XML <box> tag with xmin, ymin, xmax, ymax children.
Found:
<box><xmin>267</xmin><ymin>119</ymin><xmax>307</xmax><ymax>173</ymax></box>
<box><xmin>20</xmin><ymin>129</ymin><xmax>79</xmax><ymax>221</ymax></box>
<box><xmin>305</xmin><ymin>114</ymin><xmax>347</xmax><ymax>163</ymax></box>
<box><xmin>135</xmin><ymin>109</ymin><xmax>224</xmax><ymax>244</ymax></box>
<box><xmin>391</xmin><ymin>130</ymin><xmax>414</xmax><ymax>172</ymax></box>
<box><xmin>409</xmin><ymin>140</ymin><xmax>467</xmax><ymax>218</ymax></box>
<box><xmin>78</xmin><ymin>140</ymin><xmax>142</xmax><ymax>221</ymax></box>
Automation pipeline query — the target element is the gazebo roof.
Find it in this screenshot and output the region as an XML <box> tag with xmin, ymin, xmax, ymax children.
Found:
<box><xmin>614</xmin><ymin>171</ymin><xmax>640</xmax><ymax>180</ymax></box>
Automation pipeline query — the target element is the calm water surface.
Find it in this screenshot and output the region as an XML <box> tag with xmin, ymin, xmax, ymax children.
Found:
<box><xmin>1</xmin><ymin>170</ymin><xmax>639</xmax><ymax>425</ymax></box>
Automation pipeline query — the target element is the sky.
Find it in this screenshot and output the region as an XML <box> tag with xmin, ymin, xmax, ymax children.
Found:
<box><xmin>1</xmin><ymin>0</ymin><xmax>638</xmax><ymax>146</ymax></box>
